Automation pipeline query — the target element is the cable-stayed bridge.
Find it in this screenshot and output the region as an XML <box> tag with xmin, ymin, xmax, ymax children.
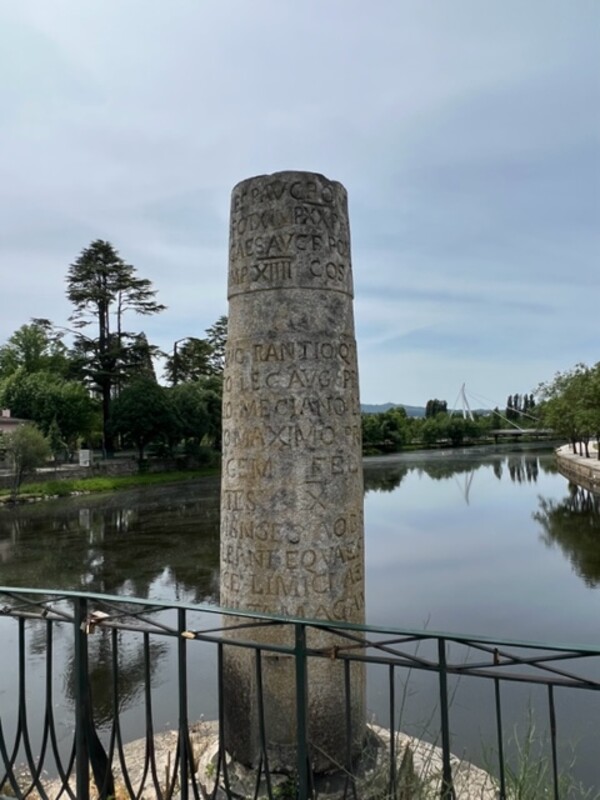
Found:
<box><xmin>451</xmin><ymin>383</ymin><xmax>554</xmax><ymax>441</ymax></box>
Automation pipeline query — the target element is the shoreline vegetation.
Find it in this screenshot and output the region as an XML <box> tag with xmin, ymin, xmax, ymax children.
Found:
<box><xmin>0</xmin><ymin>438</ymin><xmax>568</xmax><ymax>507</ymax></box>
<box><xmin>0</xmin><ymin>467</ymin><xmax>219</xmax><ymax>506</ymax></box>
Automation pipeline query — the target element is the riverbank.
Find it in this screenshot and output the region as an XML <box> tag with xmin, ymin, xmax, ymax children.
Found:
<box><xmin>0</xmin><ymin>467</ymin><xmax>219</xmax><ymax>506</ymax></box>
<box><xmin>0</xmin><ymin>441</ymin><xmax>563</xmax><ymax>506</ymax></box>
<box><xmin>1</xmin><ymin>448</ymin><xmax>597</xmax><ymax>790</ymax></box>
<box><xmin>555</xmin><ymin>444</ymin><xmax>600</xmax><ymax>495</ymax></box>
<box><xmin>38</xmin><ymin>721</ymin><xmax>497</xmax><ymax>800</ymax></box>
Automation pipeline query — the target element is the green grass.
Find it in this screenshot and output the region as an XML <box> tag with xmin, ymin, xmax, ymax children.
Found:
<box><xmin>482</xmin><ymin>710</ymin><xmax>600</xmax><ymax>800</ymax></box>
<box><xmin>0</xmin><ymin>468</ymin><xmax>218</xmax><ymax>502</ymax></box>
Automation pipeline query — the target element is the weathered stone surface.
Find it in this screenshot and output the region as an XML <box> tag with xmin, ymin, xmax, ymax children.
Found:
<box><xmin>39</xmin><ymin>721</ymin><xmax>497</xmax><ymax>800</ymax></box>
<box><xmin>197</xmin><ymin>723</ymin><xmax>498</xmax><ymax>799</ymax></box>
<box><xmin>220</xmin><ymin>172</ymin><xmax>365</xmax><ymax>771</ymax></box>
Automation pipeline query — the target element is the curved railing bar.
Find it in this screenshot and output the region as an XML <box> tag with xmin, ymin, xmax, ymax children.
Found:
<box><xmin>0</xmin><ymin>587</ymin><xmax>599</xmax><ymax>799</ymax></box>
<box><xmin>0</xmin><ymin>718</ymin><xmax>22</xmax><ymax>797</ymax></box>
<box><xmin>110</xmin><ymin>627</ymin><xmax>137</xmax><ymax>800</ymax></box>
<box><xmin>16</xmin><ymin>617</ymin><xmax>47</xmax><ymax>798</ymax></box>
<box><xmin>142</xmin><ymin>632</ymin><xmax>165</xmax><ymax>800</ymax></box>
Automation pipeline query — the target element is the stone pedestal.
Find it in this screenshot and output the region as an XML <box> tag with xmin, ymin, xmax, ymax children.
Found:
<box><xmin>220</xmin><ymin>171</ymin><xmax>365</xmax><ymax>772</ymax></box>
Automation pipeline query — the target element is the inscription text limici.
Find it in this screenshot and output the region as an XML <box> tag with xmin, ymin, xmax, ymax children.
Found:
<box><xmin>220</xmin><ymin>171</ymin><xmax>365</xmax><ymax>771</ymax></box>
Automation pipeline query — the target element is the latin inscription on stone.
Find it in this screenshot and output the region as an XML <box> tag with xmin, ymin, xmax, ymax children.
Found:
<box><xmin>228</xmin><ymin>174</ymin><xmax>353</xmax><ymax>297</ymax></box>
<box><xmin>221</xmin><ymin>171</ymin><xmax>365</xmax><ymax>771</ymax></box>
<box><xmin>221</xmin><ymin>332</ymin><xmax>363</xmax><ymax>619</ymax></box>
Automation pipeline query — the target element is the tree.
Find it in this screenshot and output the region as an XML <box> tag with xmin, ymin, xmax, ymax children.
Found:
<box><xmin>444</xmin><ymin>416</ymin><xmax>479</xmax><ymax>447</ymax></box>
<box><xmin>122</xmin><ymin>332</ymin><xmax>159</xmax><ymax>384</ymax></box>
<box><xmin>425</xmin><ymin>399</ymin><xmax>447</xmax><ymax>418</ymax></box>
<box><xmin>111</xmin><ymin>379</ymin><xmax>179</xmax><ymax>460</ymax></box>
<box><xmin>66</xmin><ymin>240</ymin><xmax>165</xmax><ymax>455</ymax></box>
<box><xmin>506</xmin><ymin>395</ymin><xmax>515</xmax><ymax>421</ymax></box>
<box><xmin>205</xmin><ymin>315</ymin><xmax>228</xmax><ymax>374</ymax></box>
<box><xmin>47</xmin><ymin>418</ymin><xmax>68</xmax><ymax>464</ymax></box>
<box><xmin>421</xmin><ymin>416</ymin><xmax>442</xmax><ymax>446</ymax></box>
<box><xmin>537</xmin><ymin>365</ymin><xmax>592</xmax><ymax>454</ymax></box>
<box><xmin>0</xmin><ymin>321</ymin><xmax>71</xmax><ymax>380</ymax></box>
<box><xmin>379</xmin><ymin>406</ymin><xmax>409</xmax><ymax>451</ymax></box>
<box><xmin>360</xmin><ymin>406</ymin><xmax>411</xmax><ymax>453</ymax></box>
<box><xmin>2</xmin><ymin>424</ymin><xmax>50</xmax><ymax>500</ymax></box>
<box><xmin>197</xmin><ymin>375</ymin><xmax>222</xmax><ymax>449</ymax></box>
<box><xmin>168</xmin><ymin>376</ymin><xmax>223</xmax><ymax>453</ymax></box>
<box><xmin>165</xmin><ymin>316</ymin><xmax>228</xmax><ymax>385</ymax></box>
<box><xmin>0</xmin><ymin>370</ymin><xmax>97</xmax><ymax>455</ymax></box>
<box><xmin>165</xmin><ymin>337</ymin><xmax>213</xmax><ymax>385</ymax></box>
<box><xmin>361</xmin><ymin>413</ymin><xmax>383</xmax><ymax>451</ymax></box>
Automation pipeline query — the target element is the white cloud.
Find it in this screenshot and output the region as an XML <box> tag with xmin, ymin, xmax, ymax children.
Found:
<box><xmin>0</xmin><ymin>1</ymin><xmax>598</xmax><ymax>403</ymax></box>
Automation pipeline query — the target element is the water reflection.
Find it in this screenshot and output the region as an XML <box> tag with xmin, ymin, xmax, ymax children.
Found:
<box><xmin>0</xmin><ymin>455</ymin><xmax>583</xmax><ymax>605</ymax></box>
<box><xmin>64</xmin><ymin>631</ymin><xmax>168</xmax><ymax>726</ymax></box>
<box><xmin>534</xmin><ymin>485</ymin><xmax>600</xmax><ymax>587</ymax></box>
<box><xmin>0</xmin><ymin>480</ymin><xmax>221</xmax><ymax>735</ymax></box>
<box><xmin>363</xmin><ymin>465</ymin><xmax>409</xmax><ymax>493</ymax></box>
<box><xmin>0</xmin><ymin>479</ymin><xmax>221</xmax><ymax>602</ymax></box>
<box><xmin>506</xmin><ymin>455</ymin><xmax>539</xmax><ymax>484</ymax></box>
<box><xmin>363</xmin><ymin>452</ymin><xmax>552</xmax><ymax>496</ymax></box>
<box><xmin>1</xmin><ymin>448</ymin><xmax>600</xmax><ymax>787</ymax></box>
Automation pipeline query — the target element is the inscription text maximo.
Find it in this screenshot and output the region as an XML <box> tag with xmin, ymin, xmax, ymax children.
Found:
<box><xmin>221</xmin><ymin>172</ymin><xmax>365</xmax><ymax>769</ymax></box>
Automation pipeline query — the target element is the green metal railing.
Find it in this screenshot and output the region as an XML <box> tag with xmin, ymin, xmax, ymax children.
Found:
<box><xmin>0</xmin><ymin>586</ymin><xmax>599</xmax><ymax>799</ymax></box>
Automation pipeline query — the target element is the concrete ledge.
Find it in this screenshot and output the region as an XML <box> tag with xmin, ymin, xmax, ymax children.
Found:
<box><xmin>555</xmin><ymin>445</ymin><xmax>600</xmax><ymax>495</ymax></box>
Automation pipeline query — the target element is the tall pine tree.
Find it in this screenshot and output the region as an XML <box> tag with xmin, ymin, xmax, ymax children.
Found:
<box><xmin>66</xmin><ymin>240</ymin><xmax>165</xmax><ymax>454</ymax></box>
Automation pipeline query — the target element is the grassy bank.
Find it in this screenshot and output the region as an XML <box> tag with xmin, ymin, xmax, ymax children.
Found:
<box><xmin>0</xmin><ymin>467</ymin><xmax>219</xmax><ymax>504</ymax></box>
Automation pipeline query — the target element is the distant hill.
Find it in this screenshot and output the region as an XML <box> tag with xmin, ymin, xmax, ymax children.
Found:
<box><xmin>361</xmin><ymin>403</ymin><xmax>426</xmax><ymax>417</ymax></box>
<box><xmin>360</xmin><ymin>403</ymin><xmax>492</xmax><ymax>417</ymax></box>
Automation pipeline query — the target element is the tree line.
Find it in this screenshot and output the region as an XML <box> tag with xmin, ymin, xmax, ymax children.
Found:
<box><xmin>0</xmin><ymin>240</ymin><xmax>227</xmax><ymax>473</ymax></box>
<box><xmin>536</xmin><ymin>363</ymin><xmax>600</xmax><ymax>458</ymax></box>
<box><xmin>3</xmin><ymin>240</ymin><xmax>595</xmax><ymax>482</ymax></box>
<box><xmin>361</xmin><ymin>403</ymin><xmax>496</xmax><ymax>452</ymax></box>
<box><xmin>362</xmin><ymin>387</ymin><xmax>546</xmax><ymax>453</ymax></box>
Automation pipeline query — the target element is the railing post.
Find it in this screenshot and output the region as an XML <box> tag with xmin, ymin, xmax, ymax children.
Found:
<box><xmin>295</xmin><ymin>623</ymin><xmax>310</xmax><ymax>800</ymax></box>
<box><xmin>494</xmin><ymin>676</ymin><xmax>506</xmax><ymax>800</ymax></box>
<box><xmin>437</xmin><ymin>638</ymin><xmax>455</xmax><ymax>800</ymax></box>
<box><xmin>548</xmin><ymin>685</ymin><xmax>560</xmax><ymax>800</ymax></box>
<box><xmin>74</xmin><ymin>596</ymin><xmax>90</xmax><ymax>800</ymax></box>
<box><xmin>388</xmin><ymin>664</ymin><xmax>396</xmax><ymax>795</ymax></box>
<box><xmin>178</xmin><ymin>607</ymin><xmax>190</xmax><ymax>800</ymax></box>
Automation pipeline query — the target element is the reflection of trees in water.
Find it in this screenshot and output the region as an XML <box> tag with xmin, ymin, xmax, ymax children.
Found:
<box><xmin>538</xmin><ymin>458</ymin><xmax>558</xmax><ymax>476</ymax></box>
<box><xmin>417</xmin><ymin>461</ymin><xmax>482</xmax><ymax>481</ymax></box>
<box><xmin>506</xmin><ymin>456</ymin><xmax>539</xmax><ymax>484</ymax></box>
<box><xmin>0</xmin><ymin>480</ymin><xmax>220</xmax><ymax>603</ymax></box>
<box><xmin>24</xmin><ymin>610</ymin><xmax>167</xmax><ymax>725</ymax></box>
<box><xmin>364</xmin><ymin>453</ymin><xmax>546</xmax><ymax>496</ymax></box>
<box><xmin>363</xmin><ymin>465</ymin><xmax>409</xmax><ymax>492</ymax></box>
<box><xmin>534</xmin><ymin>485</ymin><xmax>600</xmax><ymax>587</ymax></box>
<box><xmin>363</xmin><ymin>460</ymin><xmax>485</xmax><ymax>494</ymax></box>
<box><xmin>0</xmin><ymin>482</ymin><xmax>220</xmax><ymax>726</ymax></box>
<box><xmin>64</xmin><ymin>629</ymin><xmax>167</xmax><ymax>727</ymax></box>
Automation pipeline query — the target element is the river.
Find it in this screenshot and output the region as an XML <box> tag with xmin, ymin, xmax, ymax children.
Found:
<box><xmin>1</xmin><ymin>445</ymin><xmax>599</xmax><ymax>790</ymax></box>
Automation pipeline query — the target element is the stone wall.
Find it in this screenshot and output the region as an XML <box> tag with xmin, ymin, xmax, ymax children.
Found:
<box><xmin>0</xmin><ymin>456</ymin><xmax>201</xmax><ymax>491</ymax></box>
<box><xmin>555</xmin><ymin>447</ymin><xmax>600</xmax><ymax>495</ymax></box>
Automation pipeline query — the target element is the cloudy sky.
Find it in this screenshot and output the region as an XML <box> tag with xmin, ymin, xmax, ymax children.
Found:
<box><xmin>1</xmin><ymin>1</ymin><xmax>598</xmax><ymax>407</ymax></box>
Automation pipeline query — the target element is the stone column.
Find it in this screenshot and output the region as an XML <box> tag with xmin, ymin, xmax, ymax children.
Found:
<box><xmin>220</xmin><ymin>171</ymin><xmax>365</xmax><ymax>772</ymax></box>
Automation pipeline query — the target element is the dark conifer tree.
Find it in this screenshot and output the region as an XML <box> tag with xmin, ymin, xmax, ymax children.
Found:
<box><xmin>66</xmin><ymin>240</ymin><xmax>165</xmax><ymax>455</ymax></box>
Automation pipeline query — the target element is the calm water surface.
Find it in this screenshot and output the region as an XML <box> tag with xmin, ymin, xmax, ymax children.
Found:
<box><xmin>1</xmin><ymin>447</ymin><xmax>599</xmax><ymax>787</ymax></box>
